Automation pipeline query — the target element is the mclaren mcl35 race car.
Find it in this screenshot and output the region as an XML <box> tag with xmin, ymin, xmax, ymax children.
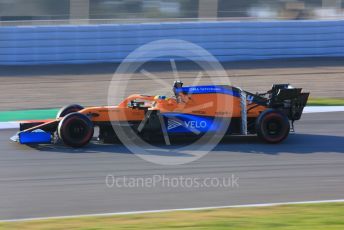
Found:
<box><xmin>11</xmin><ymin>81</ymin><xmax>309</xmax><ymax>147</ymax></box>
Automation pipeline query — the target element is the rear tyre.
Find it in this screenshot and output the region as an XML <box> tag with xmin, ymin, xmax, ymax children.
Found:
<box><xmin>56</xmin><ymin>104</ymin><xmax>84</xmax><ymax>118</ymax></box>
<box><xmin>256</xmin><ymin>109</ymin><xmax>290</xmax><ymax>143</ymax></box>
<box><xmin>58</xmin><ymin>113</ymin><xmax>94</xmax><ymax>148</ymax></box>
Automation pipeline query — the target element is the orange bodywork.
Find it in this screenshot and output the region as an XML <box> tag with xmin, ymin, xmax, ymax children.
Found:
<box><xmin>79</xmin><ymin>94</ymin><xmax>154</xmax><ymax>122</ymax></box>
<box><xmin>78</xmin><ymin>92</ymin><xmax>267</xmax><ymax>123</ymax></box>
<box><xmin>154</xmin><ymin>93</ymin><xmax>267</xmax><ymax>118</ymax></box>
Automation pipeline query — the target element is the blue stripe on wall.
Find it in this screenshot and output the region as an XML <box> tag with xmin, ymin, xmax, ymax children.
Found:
<box><xmin>0</xmin><ymin>20</ymin><xmax>343</xmax><ymax>65</ymax></box>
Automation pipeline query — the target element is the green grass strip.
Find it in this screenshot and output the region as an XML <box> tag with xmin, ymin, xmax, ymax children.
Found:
<box><xmin>307</xmin><ymin>98</ymin><xmax>344</xmax><ymax>106</ymax></box>
<box><xmin>0</xmin><ymin>202</ymin><xmax>343</xmax><ymax>230</ymax></box>
<box><xmin>0</xmin><ymin>109</ymin><xmax>58</xmax><ymax>122</ymax></box>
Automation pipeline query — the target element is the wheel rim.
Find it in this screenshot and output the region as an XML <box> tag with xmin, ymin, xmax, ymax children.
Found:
<box><xmin>265</xmin><ymin>119</ymin><xmax>282</xmax><ymax>136</ymax></box>
<box><xmin>68</xmin><ymin>120</ymin><xmax>88</xmax><ymax>141</ymax></box>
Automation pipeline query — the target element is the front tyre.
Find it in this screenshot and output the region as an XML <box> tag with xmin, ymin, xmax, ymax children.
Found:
<box><xmin>58</xmin><ymin>113</ymin><xmax>94</xmax><ymax>148</ymax></box>
<box><xmin>256</xmin><ymin>109</ymin><xmax>290</xmax><ymax>143</ymax></box>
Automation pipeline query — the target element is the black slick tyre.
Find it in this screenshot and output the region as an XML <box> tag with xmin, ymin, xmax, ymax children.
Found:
<box><xmin>256</xmin><ymin>109</ymin><xmax>290</xmax><ymax>143</ymax></box>
<box><xmin>58</xmin><ymin>113</ymin><xmax>94</xmax><ymax>148</ymax></box>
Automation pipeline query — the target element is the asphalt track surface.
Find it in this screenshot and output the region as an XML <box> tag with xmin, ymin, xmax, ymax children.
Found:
<box><xmin>0</xmin><ymin>112</ymin><xmax>343</xmax><ymax>220</ymax></box>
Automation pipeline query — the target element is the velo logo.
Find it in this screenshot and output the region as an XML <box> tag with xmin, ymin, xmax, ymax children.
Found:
<box><xmin>167</xmin><ymin>118</ymin><xmax>208</xmax><ymax>131</ymax></box>
<box><xmin>167</xmin><ymin>119</ymin><xmax>183</xmax><ymax>130</ymax></box>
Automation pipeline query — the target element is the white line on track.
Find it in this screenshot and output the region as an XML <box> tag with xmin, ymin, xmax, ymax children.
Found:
<box><xmin>1</xmin><ymin>199</ymin><xmax>344</xmax><ymax>222</ymax></box>
<box><xmin>0</xmin><ymin>121</ymin><xmax>19</xmax><ymax>130</ymax></box>
<box><xmin>303</xmin><ymin>106</ymin><xmax>344</xmax><ymax>113</ymax></box>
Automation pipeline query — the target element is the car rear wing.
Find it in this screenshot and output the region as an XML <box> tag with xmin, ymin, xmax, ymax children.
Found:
<box><xmin>267</xmin><ymin>84</ymin><xmax>309</xmax><ymax>121</ymax></box>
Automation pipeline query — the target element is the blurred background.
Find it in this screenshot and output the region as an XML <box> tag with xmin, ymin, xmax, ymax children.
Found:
<box><xmin>0</xmin><ymin>0</ymin><xmax>343</xmax><ymax>108</ymax></box>
<box><xmin>0</xmin><ymin>0</ymin><xmax>343</xmax><ymax>25</ymax></box>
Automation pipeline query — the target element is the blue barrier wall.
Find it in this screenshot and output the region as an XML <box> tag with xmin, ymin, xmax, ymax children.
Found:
<box><xmin>0</xmin><ymin>20</ymin><xmax>343</xmax><ymax>65</ymax></box>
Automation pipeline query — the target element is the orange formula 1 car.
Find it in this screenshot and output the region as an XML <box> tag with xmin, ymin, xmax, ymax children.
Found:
<box><xmin>11</xmin><ymin>81</ymin><xmax>309</xmax><ymax>147</ymax></box>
